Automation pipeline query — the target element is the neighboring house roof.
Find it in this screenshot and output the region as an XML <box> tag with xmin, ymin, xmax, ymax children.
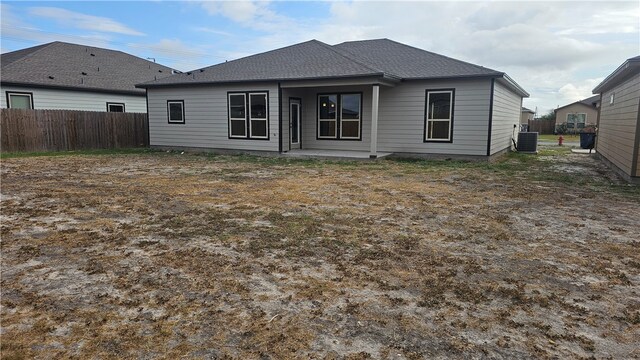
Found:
<box><xmin>554</xmin><ymin>95</ymin><xmax>600</xmax><ymax>112</ymax></box>
<box><xmin>1</xmin><ymin>41</ymin><xmax>176</xmax><ymax>95</ymax></box>
<box><xmin>137</xmin><ymin>38</ymin><xmax>528</xmax><ymax>96</ymax></box>
<box><xmin>593</xmin><ymin>55</ymin><xmax>640</xmax><ymax>94</ymax></box>
<box><xmin>522</xmin><ymin>107</ymin><xmax>535</xmax><ymax>114</ymax></box>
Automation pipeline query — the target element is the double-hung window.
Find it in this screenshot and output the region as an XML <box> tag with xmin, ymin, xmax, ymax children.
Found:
<box><xmin>317</xmin><ymin>93</ymin><xmax>361</xmax><ymax>140</ymax></box>
<box><xmin>228</xmin><ymin>92</ymin><xmax>269</xmax><ymax>139</ymax></box>
<box><xmin>425</xmin><ymin>89</ymin><xmax>454</xmax><ymax>142</ymax></box>
<box><xmin>7</xmin><ymin>92</ymin><xmax>33</xmax><ymax>109</ymax></box>
<box><xmin>167</xmin><ymin>100</ymin><xmax>185</xmax><ymax>124</ymax></box>
<box><xmin>567</xmin><ymin>113</ymin><xmax>586</xmax><ymax>129</ymax></box>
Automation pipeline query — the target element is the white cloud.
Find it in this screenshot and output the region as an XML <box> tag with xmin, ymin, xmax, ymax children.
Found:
<box><xmin>29</xmin><ymin>7</ymin><xmax>144</xmax><ymax>36</ymax></box>
<box><xmin>558</xmin><ymin>78</ymin><xmax>605</xmax><ymax>103</ymax></box>
<box><xmin>127</xmin><ymin>39</ymin><xmax>211</xmax><ymax>71</ymax></box>
<box><xmin>1</xmin><ymin>4</ymin><xmax>113</xmax><ymax>49</ymax></box>
<box><xmin>191</xmin><ymin>26</ymin><xmax>233</xmax><ymax>37</ymax></box>
<box><xmin>199</xmin><ymin>0</ymin><xmax>639</xmax><ymax>114</ymax></box>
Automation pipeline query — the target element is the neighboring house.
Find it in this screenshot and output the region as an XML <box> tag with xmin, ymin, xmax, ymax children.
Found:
<box><xmin>554</xmin><ymin>95</ymin><xmax>600</xmax><ymax>134</ymax></box>
<box><xmin>592</xmin><ymin>55</ymin><xmax>640</xmax><ymax>183</ymax></box>
<box><xmin>137</xmin><ymin>39</ymin><xmax>528</xmax><ymax>159</ymax></box>
<box><xmin>520</xmin><ymin>107</ymin><xmax>535</xmax><ymax>131</ymax></box>
<box><xmin>521</xmin><ymin>107</ymin><xmax>535</xmax><ymax>124</ymax></box>
<box><xmin>1</xmin><ymin>41</ymin><xmax>175</xmax><ymax>112</ymax></box>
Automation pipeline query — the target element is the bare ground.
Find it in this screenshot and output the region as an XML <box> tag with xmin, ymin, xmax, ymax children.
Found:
<box><xmin>1</xmin><ymin>149</ymin><xmax>639</xmax><ymax>359</ymax></box>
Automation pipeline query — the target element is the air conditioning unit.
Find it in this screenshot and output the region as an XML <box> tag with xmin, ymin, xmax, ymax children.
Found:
<box><xmin>517</xmin><ymin>132</ymin><xmax>538</xmax><ymax>153</ymax></box>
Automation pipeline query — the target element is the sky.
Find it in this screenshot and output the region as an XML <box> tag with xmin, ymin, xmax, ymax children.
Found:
<box><xmin>1</xmin><ymin>1</ymin><xmax>639</xmax><ymax>115</ymax></box>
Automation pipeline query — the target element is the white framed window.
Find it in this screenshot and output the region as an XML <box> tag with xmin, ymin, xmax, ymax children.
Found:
<box><xmin>228</xmin><ymin>91</ymin><xmax>269</xmax><ymax>140</ymax></box>
<box><xmin>610</xmin><ymin>93</ymin><xmax>615</xmax><ymax>105</ymax></box>
<box><xmin>107</xmin><ymin>102</ymin><xmax>125</xmax><ymax>112</ymax></box>
<box><xmin>567</xmin><ymin>113</ymin><xmax>586</xmax><ymax>129</ymax></box>
<box><xmin>318</xmin><ymin>94</ymin><xmax>337</xmax><ymax>139</ymax></box>
<box><xmin>425</xmin><ymin>89</ymin><xmax>454</xmax><ymax>142</ymax></box>
<box><xmin>249</xmin><ymin>93</ymin><xmax>268</xmax><ymax>139</ymax></box>
<box><xmin>167</xmin><ymin>100</ymin><xmax>185</xmax><ymax>124</ymax></box>
<box><xmin>228</xmin><ymin>93</ymin><xmax>247</xmax><ymax>138</ymax></box>
<box><xmin>7</xmin><ymin>92</ymin><xmax>33</xmax><ymax>109</ymax></box>
<box><xmin>340</xmin><ymin>94</ymin><xmax>361</xmax><ymax>139</ymax></box>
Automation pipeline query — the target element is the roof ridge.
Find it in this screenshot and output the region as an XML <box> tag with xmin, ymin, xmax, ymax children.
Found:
<box><xmin>1</xmin><ymin>41</ymin><xmax>58</xmax><ymax>70</ymax></box>
<box><xmin>315</xmin><ymin>41</ymin><xmax>387</xmax><ymax>76</ymax></box>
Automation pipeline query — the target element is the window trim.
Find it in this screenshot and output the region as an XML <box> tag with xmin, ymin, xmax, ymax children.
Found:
<box><xmin>6</xmin><ymin>91</ymin><xmax>34</xmax><ymax>109</ymax></box>
<box><xmin>423</xmin><ymin>88</ymin><xmax>455</xmax><ymax>143</ymax></box>
<box><xmin>316</xmin><ymin>92</ymin><xmax>363</xmax><ymax>141</ymax></box>
<box><xmin>566</xmin><ymin>113</ymin><xmax>587</xmax><ymax>124</ymax></box>
<box><xmin>228</xmin><ymin>93</ymin><xmax>247</xmax><ymax>138</ymax></box>
<box><xmin>106</xmin><ymin>102</ymin><xmax>125</xmax><ymax>112</ymax></box>
<box><xmin>167</xmin><ymin>100</ymin><xmax>185</xmax><ymax>124</ymax></box>
<box><xmin>248</xmin><ymin>92</ymin><xmax>269</xmax><ymax>140</ymax></box>
<box><xmin>227</xmin><ymin>91</ymin><xmax>270</xmax><ymax>141</ymax></box>
<box><xmin>289</xmin><ymin>97</ymin><xmax>303</xmax><ymax>147</ymax></box>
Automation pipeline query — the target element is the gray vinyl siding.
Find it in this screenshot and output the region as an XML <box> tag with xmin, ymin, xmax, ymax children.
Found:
<box><xmin>596</xmin><ymin>73</ymin><xmax>640</xmax><ymax>177</ymax></box>
<box><xmin>147</xmin><ymin>83</ymin><xmax>279</xmax><ymax>151</ymax></box>
<box><xmin>377</xmin><ymin>78</ymin><xmax>492</xmax><ymax>156</ymax></box>
<box><xmin>281</xmin><ymin>88</ymin><xmax>292</xmax><ymax>151</ymax></box>
<box><xmin>0</xmin><ymin>86</ymin><xmax>146</xmax><ymax>112</ymax></box>
<box><xmin>490</xmin><ymin>80</ymin><xmax>522</xmax><ymax>155</ymax></box>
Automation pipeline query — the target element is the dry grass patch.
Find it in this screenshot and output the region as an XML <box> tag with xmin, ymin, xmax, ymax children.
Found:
<box><xmin>1</xmin><ymin>151</ymin><xmax>639</xmax><ymax>358</ymax></box>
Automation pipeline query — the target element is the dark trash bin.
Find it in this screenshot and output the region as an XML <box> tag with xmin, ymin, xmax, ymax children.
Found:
<box><xmin>580</xmin><ymin>133</ymin><xmax>596</xmax><ymax>149</ymax></box>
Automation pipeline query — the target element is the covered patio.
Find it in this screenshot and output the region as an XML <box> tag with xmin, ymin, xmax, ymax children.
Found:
<box><xmin>280</xmin><ymin>78</ymin><xmax>397</xmax><ymax>159</ymax></box>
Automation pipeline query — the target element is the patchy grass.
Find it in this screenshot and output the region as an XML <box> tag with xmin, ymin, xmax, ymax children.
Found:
<box><xmin>1</xmin><ymin>148</ymin><xmax>639</xmax><ymax>358</ymax></box>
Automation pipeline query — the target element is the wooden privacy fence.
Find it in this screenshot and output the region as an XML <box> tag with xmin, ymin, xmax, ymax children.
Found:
<box><xmin>1</xmin><ymin>109</ymin><xmax>148</xmax><ymax>152</ymax></box>
<box><xmin>528</xmin><ymin>119</ymin><xmax>556</xmax><ymax>135</ymax></box>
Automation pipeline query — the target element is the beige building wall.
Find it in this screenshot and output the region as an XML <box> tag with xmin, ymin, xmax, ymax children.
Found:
<box><xmin>520</xmin><ymin>111</ymin><xmax>534</xmax><ymax>124</ymax></box>
<box><xmin>596</xmin><ymin>73</ymin><xmax>640</xmax><ymax>179</ymax></box>
<box><xmin>555</xmin><ymin>103</ymin><xmax>598</xmax><ymax>132</ymax></box>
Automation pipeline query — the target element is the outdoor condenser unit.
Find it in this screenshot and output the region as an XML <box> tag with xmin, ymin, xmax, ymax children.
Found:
<box><xmin>517</xmin><ymin>132</ymin><xmax>538</xmax><ymax>153</ymax></box>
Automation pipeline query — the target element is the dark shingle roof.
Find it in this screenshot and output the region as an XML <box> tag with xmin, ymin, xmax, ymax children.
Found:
<box><xmin>579</xmin><ymin>95</ymin><xmax>600</xmax><ymax>106</ymax></box>
<box><xmin>555</xmin><ymin>95</ymin><xmax>600</xmax><ymax>112</ymax></box>
<box><xmin>1</xmin><ymin>41</ymin><xmax>175</xmax><ymax>95</ymax></box>
<box><xmin>333</xmin><ymin>39</ymin><xmax>502</xmax><ymax>79</ymax></box>
<box><xmin>138</xmin><ymin>38</ymin><xmax>509</xmax><ymax>88</ymax></box>
<box><xmin>593</xmin><ymin>55</ymin><xmax>640</xmax><ymax>94</ymax></box>
<box><xmin>139</xmin><ymin>40</ymin><xmax>383</xmax><ymax>87</ymax></box>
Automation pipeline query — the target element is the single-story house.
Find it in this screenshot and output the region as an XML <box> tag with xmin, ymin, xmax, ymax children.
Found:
<box><xmin>1</xmin><ymin>41</ymin><xmax>175</xmax><ymax>112</ymax></box>
<box><xmin>137</xmin><ymin>39</ymin><xmax>529</xmax><ymax>159</ymax></box>
<box><xmin>521</xmin><ymin>107</ymin><xmax>535</xmax><ymax>125</ymax></box>
<box><xmin>592</xmin><ymin>55</ymin><xmax>640</xmax><ymax>183</ymax></box>
<box><xmin>554</xmin><ymin>95</ymin><xmax>600</xmax><ymax>133</ymax></box>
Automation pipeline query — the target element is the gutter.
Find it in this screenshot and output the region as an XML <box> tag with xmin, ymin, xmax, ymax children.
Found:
<box><xmin>135</xmin><ymin>73</ymin><xmax>389</xmax><ymax>89</ymax></box>
<box><xmin>1</xmin><ymin>81</ymin><xmax>145</xmax><ymax>96</ymax></box>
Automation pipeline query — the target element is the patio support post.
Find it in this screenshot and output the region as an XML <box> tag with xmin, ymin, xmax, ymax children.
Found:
<box><xmin>370</xmin><ymin>84</ymin><xmax>380</xmax><ymax>158</ymax></box>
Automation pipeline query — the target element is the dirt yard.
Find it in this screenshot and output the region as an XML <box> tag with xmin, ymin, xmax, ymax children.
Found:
<box><xmin>1</xmin><ymin>148</ymin><xmax>639</xmax><ymax>359</ymax></box>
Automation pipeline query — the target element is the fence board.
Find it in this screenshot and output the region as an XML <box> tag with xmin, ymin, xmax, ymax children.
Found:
<box><xmin>528</xmin><ymin>119</ymin><xmax>556</xmax><ymax>135</ymax></box>
<box><xmin>0</xmin><ymin>109</ymin><xmax>149</xmax><ymax>152</ymax></box>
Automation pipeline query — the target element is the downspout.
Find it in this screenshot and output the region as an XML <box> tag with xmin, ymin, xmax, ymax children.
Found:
<box><xmin>631</xmin><ymin>97</ymin><xmax>640</xmax><ymax>177</ymax></box>
<box><xmin>486</xmin><ymin>78</ymin><xmax>495</xmax><ymax>156</ymax></box>
<box><xmin>278</xmin><ymin>82</ymin><xmax>282</xmax><ymax>154</ymax></box>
